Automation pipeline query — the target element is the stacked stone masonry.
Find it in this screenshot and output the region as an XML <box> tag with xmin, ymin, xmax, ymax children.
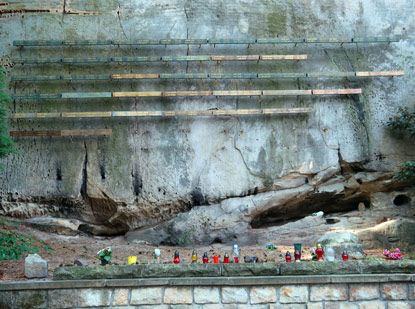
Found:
<box><xmin>1</xmin><ymin>276</ymin><xmax>415</xmax><ymax>308</ymax></box>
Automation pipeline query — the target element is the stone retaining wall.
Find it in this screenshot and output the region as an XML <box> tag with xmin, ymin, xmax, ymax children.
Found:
<box><xmin>1</xmin><ymin>274</ymin><xmax>415</xmax><ymax>308</ymax></box>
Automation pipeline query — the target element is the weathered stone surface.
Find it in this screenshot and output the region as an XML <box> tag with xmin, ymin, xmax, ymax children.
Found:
<box><xmin>136</xmin><ymin>306</ymin><xmax>168</xmax><ymax>309</ymax></box>
<box><xmin>280</xmin><ymin>261</ymin><xmax>357</xmax><ymax>276</ymax></box>
<box><xmin>203</xmin><ymin>305</ymin><xmax>238</xmax><ymax>309</ymax></box>
<box><xmin>47</xmin><ymin>289</ymin><xmax>75</xmax><ymax>309</ymax></box>
<box><xmin>141</xmin><ymin>263</ymin><xmax>222</xmax><ymax>278</ymax></box>
<box><xmin>310</xmin><ymin>285</ymin><xmax>347</xmax><ymax>301</ymax></box>
<box><xmin>279</xmin><ymin>285</ymin><xmax>308</xmax><ymax>303</ymax></box>
<box><xmin>306</xmin><ymin>304</ymin><xmax>323</xmax><ymax>309</ymax></box>
<box><xmin>358</xmin><ymin>218</ymin><xmax>415</xmax><ymax>250</ymax></box>
<box><xmin>1</xmin><ymin>0</ymin><xmax>415</xmax><ymax>248</ymax></box>
<box><xmin>280</xmin><ymin>261</ymin><xmax>415</xmax><ymax>276</ymax></box>
<box><xmin>380</xmin><ymin>283</ymin><xmax>407</xmax><ymax>300</ymax></box>
<box><xmin>53</xmin><ymin>260</ymin><xmax>415</xmax><ymax>280</ymax></box>
<box><xmin>325</xmin><ymin>303</ymin><xmax>357</xmax><ymax>309</ymax></box>
<box><xmin>222</xmin><ymin>263</ymin><xmax>280</xmax><ymax>277</ymax></box>
<box><xmin>409</xmin><ymin>284</ymin><xmax>415</xmax><ymax>299</ymax></box>
<box><xmin>239</xmin><ymin>305</ymin><xmax>268</xmax><ymax>309</ymax></box>
<box><xmin>194</xmin><ymin>287</ymin><xmax>219</xmax><ymax>304</ymax></box>
<box><xmin>130</xmin><ymin>287</ymin><xmax>162</xmax><ymax>305</ymax></box>
<box><xmin>318</xmin><ymin>233</ymin><xmax>364</xmax><ymax>259</ymax></box>
<box><xmin>250</xmin><ymin>287</ymin><xmax>277</xmax><ymax>304</ymax></box>
<box><xmin>54</xmin><ymin>265</ymin><xmax>143</xmax><ymax>280</ymax></box>
<box><xmin>25</xmin><ymin>254</ymin><xmax>48</xmax><ymax>279</ymax></box>
<box><xmin>270</xmin><ymin>305</ymin><xmax>305</xmax><ymax>309</ymax></box>
<box><xmin>358</xmin><ymin>302</ymin><xmax>385</xmax><ymax>309</ymax></box>
<box><xmin>77</xmin><ymin>288</ymin><xmax>111</xmax><ymax>307</ymax></box>
<box><xmin>113</xmin><ymin>288</ymin><xmax>129</xmax><ymax>306</ymax></box>
<box><xmin>349</xmin><ymin>285</ymin><xmax>379</xmax><ymax>301</ymax></box>
<box><xmin>0</xmin><ymin>291</ymin><xmax>47</xmax><ymax>309</ymax></box>
<box><xmin>54</xmin><ymin>263</ymin><xmax>221</xmax><ymax>280</ymax></box>
<box><xmin>221</xmin><ymin>287</ymin><xmax>248</xmax><ymax>304</ymax></box>
<box><xmin>163</xmin><ymin>287</ymin><xmax>192</xmax><ymax>304</ymax></box>
<box><xmin>387</xmin><ymin>302</ymin><xmax>411</xmax><ymax>309</ymax></box>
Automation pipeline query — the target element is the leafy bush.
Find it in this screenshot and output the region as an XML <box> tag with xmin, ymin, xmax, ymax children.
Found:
<box><xmin>388</xmin><ymin>107</ymin><xmax>415</xmax><ymax>184</ymax></box>
<box><xmin>0</xmin><ymin>230</ymin><xmax>39</xmax><ymax>260</ymax></box>
<box><xmin>0</xmin><ymin>217</ymin><xmax>54</xmax><ymax>260</ymax></box>
<box><xmin>388</xmin><ymin>107</ymin><xmax>415</xmax><ymax>137</ymax></box>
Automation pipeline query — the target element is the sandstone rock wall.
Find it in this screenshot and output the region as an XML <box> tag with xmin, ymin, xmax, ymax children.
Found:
<box><xmin>0</xmin><ymin>0</ymin><xmax>414</xmax><ymax>245</ymax></box>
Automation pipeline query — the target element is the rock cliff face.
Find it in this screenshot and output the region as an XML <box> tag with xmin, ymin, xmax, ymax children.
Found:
<box><xmin>0</xmin><ymin>0</ymin><xmax>414</xmax><ymax>247</ymax></box>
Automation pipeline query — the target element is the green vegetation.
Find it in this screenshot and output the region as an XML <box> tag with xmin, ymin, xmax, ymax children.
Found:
<box><xmin>0</xmin><ymin>230</ymin><xmax>39</xmax><ymax>260</ymax></box>
<box><xmin>0</xmin><ymin>66</ymin><xmax>17</xmax><ymax>166</ymax></box>
<box><xmin>388</xmin><ymin>107</ymin><xmax>415</xmax><ymax>184</ymax></box>
<box><xmin>178</xmin><ymin>228</ymin><xmax>195</xmax><ymax>246</ymax></box>
<box><xmin>0</xmin><ymin>217</ymin><xmax>53</xmax><ymax>260</ymax></box>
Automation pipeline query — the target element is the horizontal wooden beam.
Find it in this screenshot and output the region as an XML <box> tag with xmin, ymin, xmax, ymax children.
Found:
<box><xmin>258</xmin><ymin>73</ymin><xmax>307</xmax><ymax>79</ymax></box>
<box><xmin>307</xmin><ymin>72</ymin><xmax>356</xmax><ymax>78</ymax></box>
<box><xmin>211</xmin><ymin>55</ymin><xmax>260</xmax><ymax>61</ymax></box>
<box><xmin>10</xmin><ymin>129</ymin><xmax>112</xmax><ymax>136</ymax></box>
<box><xmin>111</xmin><ymin>74</ymin><xmax>159</xmax><ymax>79</ymax></box>
<box><xmin>355</xmin><ymin>70</ymin><xmax>404</xmax><ymax>77</ymax></box>
<box><xmin>162</xmin><ymin>55</ymin><xmax>211</xmax><ymax>61</ymax></box>
<box><xmin>256</xmin><ymin>38</ymin><xmax>305</xmax><ymax>44</ymax></box>
<box><xmin>12</xmin><ymin>55</ymin><xmax>307</xmax><ymax>65</ymax></box>
<box><xmin>13</xmin><ymin>37</ymin><xmax>399</xmax><ymax>46</ymax></box>
<box><xmin>62</xmin><ymin>57</ymin><xmax>112</xmax><ymax>64</ymax></box>
<box><xmin>12</xmin><ymin>94</ymin><xmax>62</xmax><ymax>99</ymax></box>
<box><xmin>11</xmin><ymin>71</ymin><xmax>404</xmax><ymax>82</ymax></box>
<box><xmin>305</xmin><ymin>38</ymin><xmax>353</xmax><ymax>43</ymax></box>
<box><xmin>62</xmin><ymin>74</ymin><xmax>111</xmax><ymax>81</ymax></box>
<box><xmin>212</xmin><ymin>90</ymin><xmax>262</xmax><ymax>96</ymax></box>
<box><xmin>260</xmin><ymin>55</ymin><xmax>307</xmax><ymax>60</ymax></box>
<box><xmin>62</xmin><ymin>112</ymin><xmax>113</xmax><ymax>118</ymax></box>
<box><xmin>112</xmin><ymin>91</ymin><xmax>163</xmax><ymax>97</ymax></box>
<box><xmin>312</xmin><ymin>89</ymin><xmax>362</xmax><ymax>95</ymax></box>
<box><xmin>163</xmin><ymin>91</ymin><xmax>212</xmax><ymax>97</ymax></box>
<box><xmin>61</xmin><ymin>40</ymin><xmax>113</xmax><ymax>46</ymax></box>
<box><xmin>61</xmin><ymin>92</ymin><xmax>112</xmax><ymax>99</ymax></box>
<box><xmin>210</xmin><ymin>73</ymin><xmax>258</xmax><ymax>79</ymax></box>
<box><xmin>262</xmin><ymin>90</ymin><xmax>312</xmax><ymax>96</ymax></box>
<box><xmin>11</xmin><ymin>89</ymin><xmax>362</xmax><ymax>100</ymax></box>
<box><xmin>352</xmin><ymin>37</ymin><xmax>399</xmax><ymax>43</ymax></box>
<box><xmin>110</xmin><ymin>56</ymin><xmax>161</xmax><ymax>62</ymax></box>
<box><xmin>10</xmin><ymin>108</ymin><xmax>313</xmax><ymax>119</ymax></box>
<box><xmin>159</xmin><ymin>73</ymin><xmax>209</xmax><ymax>79</ymax></box>
<box><xmin>159</xmin><ymin>39</ymin><xmax>208</xmax><ymax>45</ymax></box>
<box><xmin>209</xmin><ymin>39</ymin><xmax>257</xmax><ymax>44</ymax></box>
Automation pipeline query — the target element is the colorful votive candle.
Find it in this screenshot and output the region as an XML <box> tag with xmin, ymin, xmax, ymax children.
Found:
<box><xmin>342</xmin><ymin>251</ymin><xmax>349</xmax><ymax>261</ymax></box>
<box><xmin>191</xmin><ymin>250</ymin><xmax>198</xmax><ymax>264</ymax></box>
<box><xmin>174</xmin><ymin>250</ymin><xmax>180</xmax><ymax>264</ymax></box>
<box><xmin>285</xmin><ymin>251</ymin><xmax>292</xmax><ymax>262</ymax></box>
<box><xmin>316</xmin><ymin>244</ymin><xmax>324</xmax><ymax>261</ymax></box>
<box><xmin>223</xmin><ymin>252</ymin><xmax>229</xmax><ymax>263</ymax></box>
<box><xmin>202</xmin><ymin>252</ymin><xmax>209</xmax><ymax>264</ymax></box>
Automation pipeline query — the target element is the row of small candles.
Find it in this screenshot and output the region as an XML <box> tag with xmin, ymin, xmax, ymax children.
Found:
<box><xmin>171</xmin><ymin>244</ymin><xmax>240</xmax><ymax>264</ymax></box>
<box><xmin>136</xmin><ymin>243</ymin><xmax>349</xmax><ymax>265</ymax></box>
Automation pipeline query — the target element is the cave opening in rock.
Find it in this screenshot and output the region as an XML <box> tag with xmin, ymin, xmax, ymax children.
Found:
<box><xmin>250</xmin><ymin>193</ymin><xmax>371</xmax><ymax>229</ymax></box>
<box><xmin>210</xmin><ymin>237</ymin><xmax>223</xmax><ymax>245</ymax></box>
<box><xmin>393</xmin><ymin>194</ymin><xmax>411</xmax><ymax>206</ymax></box>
